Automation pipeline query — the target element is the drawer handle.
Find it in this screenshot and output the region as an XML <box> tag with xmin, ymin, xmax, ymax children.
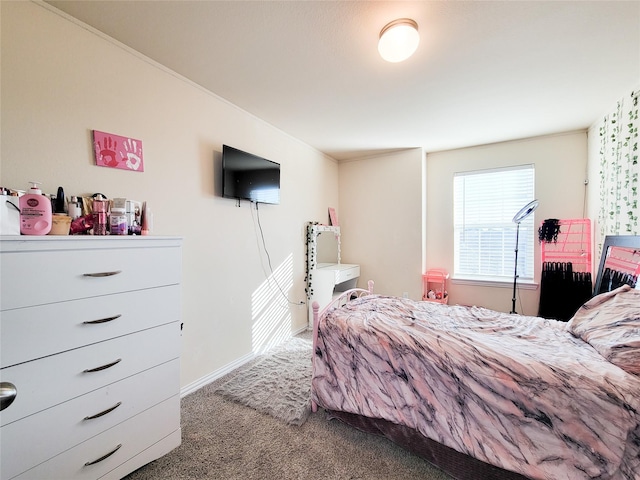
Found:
<box><xmin>83</xmin><ymin>314</ymin><xmax>122</xmax><ymax>325</ymax></box>
<box><xmin>83</xmin><ymin>358</ymin><xmax>122</xmax><ymax>373</ymax></box>
<box><xmin>83</xmin><ymin>401</ymin><xmax>122</xmax><ymax>420</ymax></box>
<box><xmin>84</xmin><ymin>444</ymin><xmax>122</xmax><ymax>466</ymax></box>
<box><xmin>0</xmin><ymin>382</ymin><xmax>17</xmax><ymax>411</ymax></box>
<box><xmin>83</xmin><ymin>270</ymin><xmax>122</xmax><ymax>278</ymax></box>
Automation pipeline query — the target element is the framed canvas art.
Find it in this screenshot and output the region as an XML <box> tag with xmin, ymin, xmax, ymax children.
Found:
<box><xmin>329</xmin><ymin>207</ymin><xmax>339</xmax><ymax>226</ymax></box>
<box><xmin>93</xmin><ymin>130</ymin><xmax>144</xmax><ymax>172</ymax></box>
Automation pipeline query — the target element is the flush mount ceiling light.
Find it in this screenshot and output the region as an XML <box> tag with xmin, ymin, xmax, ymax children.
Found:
<box><xmin>378</xmin><ymin>18</ymin><xmax>420</xmax><ymax>63</ymax></box>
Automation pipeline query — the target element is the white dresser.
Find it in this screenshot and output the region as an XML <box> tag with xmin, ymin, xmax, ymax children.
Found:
<box><xmin>0</xmin><ymin>236</ymin><xmax>182</xmax><ymax>480</ymax></box>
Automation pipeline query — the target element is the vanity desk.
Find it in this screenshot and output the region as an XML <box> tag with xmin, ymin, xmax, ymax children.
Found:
<box><xmin>0</xmin><ymin>235</ymin><xmax>182</xmax><ymax>480</ymax></box>
<box><xmin>306</xmin><ymin>224</ymin><xmax>360</xmax><ymax>328</ymax></box>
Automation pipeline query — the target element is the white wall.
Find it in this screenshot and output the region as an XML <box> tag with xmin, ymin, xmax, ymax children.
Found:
<box><xmin>0</xmin><ymin>2</ymin><xmax>338</xmax><ymax>390</ymax></box>
<box><xmin>338</xmin><ymin>148</ymin><xmax>424</xmax><ymax>299</ymax></box>
<box><xmin>425</xmin><ymin>132</ymin><xmax>588</xmax><ymax>315</ymax></box>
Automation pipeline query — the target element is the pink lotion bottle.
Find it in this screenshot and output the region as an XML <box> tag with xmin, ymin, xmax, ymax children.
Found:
<box><xmin>19</xmin><ymin>181</ymin><xmax>52</xmax><ymax>235</ymax></box>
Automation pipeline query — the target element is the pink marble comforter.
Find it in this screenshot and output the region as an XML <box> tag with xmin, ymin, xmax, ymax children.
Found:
<box><xmin>311</xmin><ymin>295</ymin><xmax>640</xmax><ymax>480</ymax></box>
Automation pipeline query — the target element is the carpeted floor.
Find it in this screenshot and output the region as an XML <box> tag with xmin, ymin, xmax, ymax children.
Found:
<box><xmin>123</xmin><ymin>392</ymin><xmax>452</xmax><ymax>479</ymax></box>
<box><xmin>123</xmin><ymin>332</ymin><xmax>453</xmax><ymax>479</ymax></box>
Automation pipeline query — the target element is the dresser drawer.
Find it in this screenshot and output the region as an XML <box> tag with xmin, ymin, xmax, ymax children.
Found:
<box><xmin>1</xmin><ymin>285</ymin><xmax>180</xmax><ymax>368</ymax></box>
<box><xmin>0</xmin><ymin>322</ymin><xmax>179</xmax><ymax>427</ymax></box>
<box><xmin>1</xmin><ymin>359</ymin><xmax>179</xmax><ymax>479</ymax></box>
<box><xmin>11</xmin><ymin>395</ymin><xmax>180</xmax><ymax>480</ymax></box>
<box><xmin>100</xmin><ymin>429</ymin><xmax>181</xmax><ymax>480</ymax></box>
<box><xmin>1</xmin><ymin>244</ymin><xmax>181</xmax><ymax>310</ymax></box>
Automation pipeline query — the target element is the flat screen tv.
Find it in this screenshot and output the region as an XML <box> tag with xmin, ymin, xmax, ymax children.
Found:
<box><xmin>222</xmin><ymin>145</ymin><xmax>280</xmax><ymax>205</ymax></box>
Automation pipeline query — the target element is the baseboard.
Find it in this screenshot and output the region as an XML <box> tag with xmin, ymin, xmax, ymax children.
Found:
<box><xmin>180</xmin><ymin>328</ymin><xmax>310</xmax><ymax>398</ymax></box>
<box><xmin>180</xmin><ymin>351</ymin><xmax>254</xmax><ymax>398</ymax></box>
<box><xmin>293</xmin><ymin>324</ymin><xmax>309</xmax><ymax>336</ymax></box>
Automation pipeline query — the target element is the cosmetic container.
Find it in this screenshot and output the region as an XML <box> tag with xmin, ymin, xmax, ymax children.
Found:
<box><xmin>141</xmin><ymin>201</ymin><xmax>153</xmax><ymax>236</ymax></box>
<box><xmin>110</xmin><ymin>207</ymin><xmax>127</xmax><ymax>235</ymax></box>
<box><xmin>68</xmin><ymin>196</ymin><xmax>82</xmax><ymax>220</ymax></box>
<box><xmin>50</xmin><ymin>214</ymin><xmax>71</xmax><ymax>235</ymax></box>
<box><xmin>54</xmin><ymin>187</ymin><xmax>66</xmax><ymax>214</ymax></box>
<box><xmin>19</xmin><ymin>181</ymin><xmax>52</xmax><ymax>235</ymax></box>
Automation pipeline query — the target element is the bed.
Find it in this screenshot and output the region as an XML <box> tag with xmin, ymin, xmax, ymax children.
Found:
<box><xmin>311</xmin><ymin>274</ymin><xmax>640</xmax><ymax>479</ymax></box>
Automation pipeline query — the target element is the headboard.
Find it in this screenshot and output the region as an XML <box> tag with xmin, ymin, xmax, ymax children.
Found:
<box><xmin>593</xmin><ymin>235</ymin><xmax>640</xmax><ymax>295</ymax></box>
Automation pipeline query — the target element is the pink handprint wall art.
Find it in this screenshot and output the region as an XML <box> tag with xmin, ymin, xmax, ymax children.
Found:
<box><xmin>93</xmin><ymin>130</ymin><xmax>144</xmax><ymax>172</ymax></box>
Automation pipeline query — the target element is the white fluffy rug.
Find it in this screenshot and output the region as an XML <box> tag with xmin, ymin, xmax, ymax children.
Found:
<box><xmin>213</xmin><ymin>336</ymin><xmax>313</xmax><ymax>426</ymax></box>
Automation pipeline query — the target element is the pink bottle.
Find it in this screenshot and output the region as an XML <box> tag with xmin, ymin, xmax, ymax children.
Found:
<box><xmin>19</xmin><ymin>181</ymin><xmax>52</xmax><ymax>235</ymax></box>
<box><xmin>92</xmin><ymin>195</ymin><xmax>109</xmax><ymax>236</ymax></box>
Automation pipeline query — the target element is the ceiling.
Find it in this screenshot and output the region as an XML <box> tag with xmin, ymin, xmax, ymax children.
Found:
<box><xmin>46</xmin><ymin>1</ymin><xmax>640</xmax><ymax>161</ymax></box>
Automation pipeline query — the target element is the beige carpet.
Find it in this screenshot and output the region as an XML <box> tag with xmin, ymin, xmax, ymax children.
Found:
<box><xmin>123</xmin><ymin>332</ymin><xmax>453</xmax><ymax>480</ymax></box>
<box><xmin>123</xmin><ymin>392</ymin><xmax>452</xmax><ymax>479</ymax></box>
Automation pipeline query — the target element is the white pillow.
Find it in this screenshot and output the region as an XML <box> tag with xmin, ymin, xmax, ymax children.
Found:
<box><xmin>568</xmin><ymin>285</ymin><xmax>640</xmax><ymax>375</ymax></box>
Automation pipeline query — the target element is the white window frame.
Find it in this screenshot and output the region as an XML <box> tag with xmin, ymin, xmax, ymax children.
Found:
<box><xmin>453</xmin><ymin>165</ymin><xmax>536</xmax><ymax>285</ymax></box>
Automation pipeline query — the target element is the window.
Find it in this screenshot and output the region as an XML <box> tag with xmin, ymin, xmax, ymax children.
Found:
<box><xmin>453</xmin><ymin>165</ymin><xmax>535</xmax><ymax>283</ymax></box>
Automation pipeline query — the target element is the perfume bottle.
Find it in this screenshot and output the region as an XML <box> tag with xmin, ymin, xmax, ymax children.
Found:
<box><xmin>92</xmin><ymin>195</ymin><xmax>108</xmax><ymax>235</ymax></box>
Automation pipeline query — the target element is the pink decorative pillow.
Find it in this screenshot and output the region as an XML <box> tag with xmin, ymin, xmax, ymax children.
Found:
<box><xmin>568</xmin><ymin>285</ymin><xmax>640</xmax><ymax>375</ymax></box>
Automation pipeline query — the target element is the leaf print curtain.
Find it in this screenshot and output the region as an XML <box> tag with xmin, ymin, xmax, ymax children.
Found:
<box><xmin>598</xmin><ymin>90</ymin><xmax>639</xmax><ymax>237</ymax></box>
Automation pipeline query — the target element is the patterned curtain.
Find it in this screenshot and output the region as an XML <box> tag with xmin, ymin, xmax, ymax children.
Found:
<box><xmin>598</xmin><ymin>90</ymin><xmax>639</xmax><ymax>237</ymax></box>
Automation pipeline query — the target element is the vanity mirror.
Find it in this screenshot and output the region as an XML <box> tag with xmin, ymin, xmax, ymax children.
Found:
<box><xmin>594</xmin><ymin>235</ymin><xmax>640</xmax><ymax>295</ymax></box>
<box><xmin>315</xmin><ymin>228</ymin><xmax>340</xmax><ymax>264</ymax></box>
<box><xmin>305</xmin><ymin>223</ymin><xmax>360</xmax><ymax>327</ymax></box>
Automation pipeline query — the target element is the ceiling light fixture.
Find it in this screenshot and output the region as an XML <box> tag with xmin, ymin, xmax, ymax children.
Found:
<box><xmin>378</xmin><ymin>18</ymin><xmax>420</xmax><ymax>63</ymax></box>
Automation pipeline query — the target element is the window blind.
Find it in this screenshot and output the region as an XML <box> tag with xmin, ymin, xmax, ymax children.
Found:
<box><xmin>453</xmin><ymin>165</ymin><xmax>535</xmax><ymax>282</ymax></box>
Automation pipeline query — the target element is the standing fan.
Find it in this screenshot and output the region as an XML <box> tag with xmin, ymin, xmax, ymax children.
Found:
<box><xmin>511</xmin><ymin>199</ymin><xmax>539</xmax><ymax>314</ymax></box>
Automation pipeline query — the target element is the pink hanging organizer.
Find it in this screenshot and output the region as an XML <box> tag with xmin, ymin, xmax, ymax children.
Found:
<box><xmin>540</xmin><ymin>219</ymin><xmax>592</xmax><ymax>272</ymax></box>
